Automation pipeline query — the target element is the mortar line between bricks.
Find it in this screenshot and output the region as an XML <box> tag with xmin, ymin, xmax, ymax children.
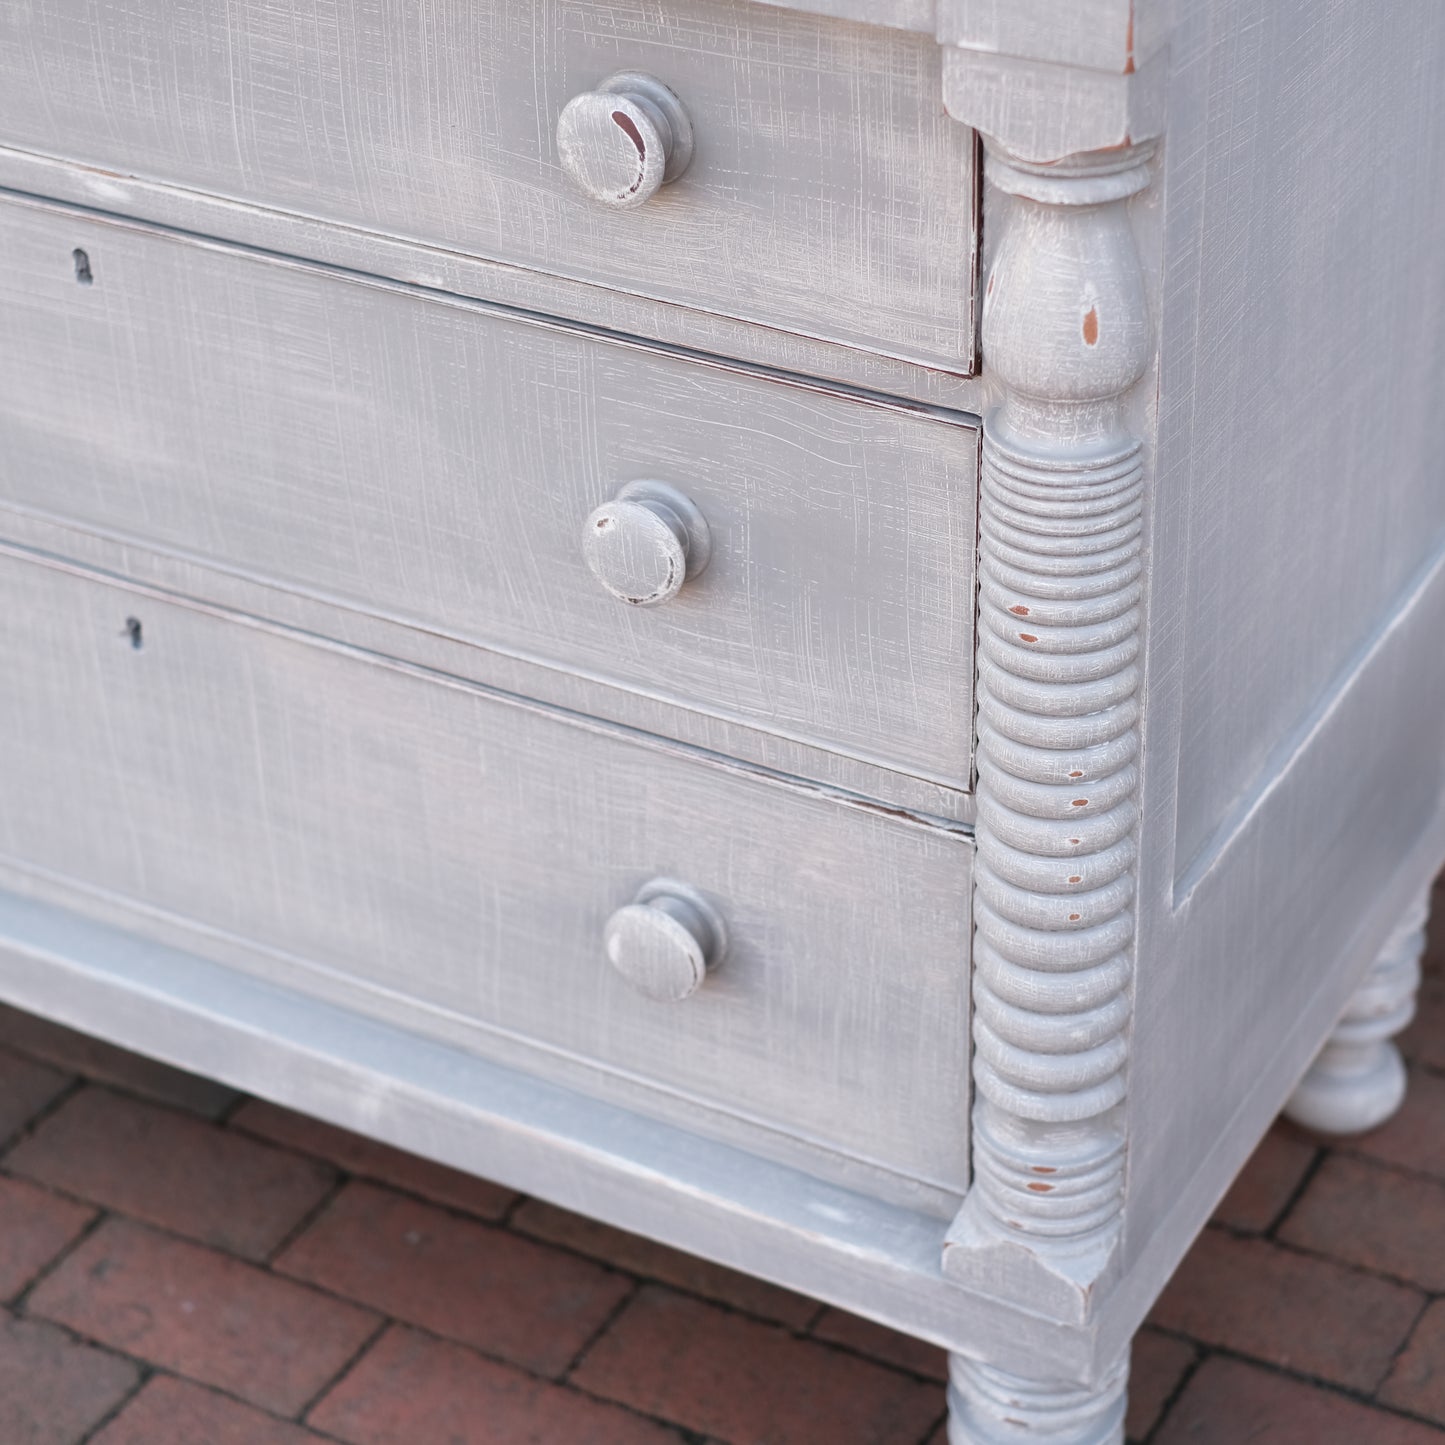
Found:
<box><xmin>1140</xmin><ymin>1344</ymin><xmax>1207</xmax><ymax>1445</ymax></box>
<box><xmin>0</xmin><ymin>1072</ymin><xmax>84</xmax><ymax>1159</ymax></box>
<box><xmin>505</xmin><ymin>1211</ymin><xmax>951</xmax><ymax>1379</ymax></box>
<box><xmin>1333</xmin><ymin>1142</ymin><xmax>1445</xmax><ymax>1192</ymax></box>
<box><xmin>15</xmin><ymin>1131</ymin><xmax>963</xmax><ymax>1400</ymax></box>
<box><xmin>558</xmin><ymin>1275</ymin><xmax>641</xmax><ymax>1382</ymax></box>
<box><xmin>211</xmin><ymin>1089</ymin><xmax>253</xmax><ymax>1126</ymax></box>
<box><xmin>263</xmin><ymin>1171</ymin><xmax>351</xmax><ymax>1267</ymax></box>
<box><xmin>73</xmin><ymin>1360</ymin><xmax>157</xmax><ymax>1445</ymax></box>
<box><xmin>0</xmin><ymin>1162</ymin><xmax>348</xmax><ymax>1274</ymax></box>
<box><xmin>1233</xmin><ymin>1220</ymin><xmax>1444</xmax><ymax>1296</ymax></box>
<box><xmin>918</xmin><ymin>1405</ymin><xmax>948</xmax><ymax>1445</ymax></box>
<box><xmin>6</xmin><ymin>1203</ymin><xmax>111</xmax><ymax>1313</ymax></box>
<box><xmin>1262</xmin><ymin>1140</ymin><xmax>1326</xmax><ymax>1238</ymax></box>
<box><xmin>221</xmin><ymin>1110</ymin><xmax>893</xmax><ymax>1351</ymax></box>
<box><xmin>304</xmin><ymin>1312</ymin><xmax>729</xmax><ymax>1443</ymax></box>
<box><xmin>1141</xmin><ymin>1329</ymin><xmax>1445</xmax><ymax>1432</ymax></box>
<box><xmin>1375</xmin><ymin>1289</ymin><xmax>1438</xmax><ymax>1394</ymax></box>
<box><xmin>497</xmin><ymin>1188</ymin><xmax>528</xmax><ymax>1228</ymax></box>
<box><xmin>7</xmin><ymin>1311</ymin><xmax>353</xmax><ymax>1445</ymax></box>
<box><xmin>296</xmin><ymin>1314</ymin><xmax>392</xmax><ymax>1424</ymax></box>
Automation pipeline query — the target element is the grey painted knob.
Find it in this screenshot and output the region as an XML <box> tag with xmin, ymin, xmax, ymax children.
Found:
<box><xmin>604</xmin><ymin>879</ymin><xmax>727</xmax><ymax>1003</ymax></box>
<box><xmin>583</xmin><ymin>480</ymin><xmax>711</xmax><ymax>607</ymax></box>
<box><xmin>557</xmin><ymin>72</ymin><xmax>694</xmax><ymax>210</ymax></box>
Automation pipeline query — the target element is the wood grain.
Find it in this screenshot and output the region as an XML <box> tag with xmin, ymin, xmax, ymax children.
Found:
<box><xmin>0</xmin><ymin>195</ymin><xmax>979</xmax><ymax>797</ymax></box>
<box><xmin>0</xmin><ymin>0</ymin><xmax>978</xmax><ymax>371</ymax></box>
<box><xmin>0</xmin><ymin>548</ymin><xmax>976</xmax><ymax>1199</ymax></box>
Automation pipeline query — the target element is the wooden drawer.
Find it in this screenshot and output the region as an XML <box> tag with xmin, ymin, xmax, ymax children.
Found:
<box><xmin>0</xmin><ymin>550</ymin><xmax>974</xmax><ymax>1200</ymax></box>
<box><xmin>0</xmin><ymin>198</ymin><xmax>978</xmax><ymax>802</ymax></box>
<box><xmin>0</xmin><ymin>0</ymin><xmax>978</xmax><ymax>374</ymax></box>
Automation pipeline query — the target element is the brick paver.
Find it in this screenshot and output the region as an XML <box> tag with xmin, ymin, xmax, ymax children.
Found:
<box><xmin>1155</xmin><ymin>1356</ymin><xmax>1445</xmax><ymax>1444</ymax></box>
<box><xmin>29</xmin><ymin>1218</ymin><xmax>380</xmax><ymax>1415</ymax></box>
<box><xmin>1125</xmin><ymin>1329</ymin><xmax>1198</xmax><ymax>1441</ymax></box>
<box><xmin>0</xmin><ymin>1174</ymin><xmax>94</xmax><ymax>1301</ymax></box>
<box><xmin>0</xmin><ymin>871</ymin><xmax>1437</xmax><ymax>1444</ymax></box>
<box><xmin>276</xmin><ymin>1180</ymin><xmax>631</xmax><ymax>1377</ymax></box>
<box><xmin>1382</xmin><ymin>1299</ymin><xmax>1445</xmax><ymax>1427</ymax></box>
<box><xmin>6</xmin><ymin>1087</ymin><xmax>336</xmax><ymax>1261</ymax></box>
<box><xmin>0</xmin><ymin>1046</ymin><xmax>71</xmax><ymax>1144</ymax></box>
<box><xmin>0</xmin><ymin>1313</ymin><xmax>140</xmax><ymax>1444</ymax></box>
<box><xmin>1279</xmin><ymin>1152</ymin><xmax>1445</xmax><ymax>1291</ymax></box>
<box><xmin>1149</xmin><ymin>1227</ymin><xmax>1425</xmax><ymax>1391</ymax></box>
<box><xmin>90</xmin><ymin>1374</ymin><xmax>326</xmax><ymax>1445</ymax></box>
<box><xmin>1209</xmin><ymin>1125</ymin><xmax>1318</xmax><ymax>1233</ymax></box>
<box><xmin>311</xmin><ymin>1325</ymin><xmax>684</xmax><ymax>1445</ymax></box>
<box><xmin>572</xmin><ymin>1283</ymin><xmax>943</xmax><ymax>1444</ymax></box>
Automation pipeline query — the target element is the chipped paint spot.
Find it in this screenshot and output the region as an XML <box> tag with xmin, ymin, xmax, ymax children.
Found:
<box><xmin>1026</xmin><ymin>1182</ymin><xmax>1054</xmax><ymax>1193</ymax></box>
<box><xmin>1031</xmin><ymin>1165</ymin><xmax>1057</xmax><ymax>1175</ymax></box>
<box><xmin>1009</xmin><ymin>605</ymin><xmax>1030</xmax><ymax>616</ymax></box>
<box><xmin>1018</xmin><ymin>633</ymin><xmax>1038</xmax><ymax>643</ymax></box>
<box><xmin>1068</xmin><ymin>913</ymin><xmax>1081</xmax><ymax>921</ymax></box>
<box><xmin>1068</xmin><ymin>875</ymin><xmax>1082</xmax><ymax>884</ymax></box>
<box><xmin>1069</xmin><ymin>770</ymin><xmax>1084</xmax><ymax>778</ymax></box>
<box><xmin>1071</xmin><ymin>799</ymin><xmax>1089</xmax><ymax>808</ymax></box>
<box><xmin>1083</xmin><ymin>306</ymin><xmax>1100</xmax><ymax>345</ymax></box>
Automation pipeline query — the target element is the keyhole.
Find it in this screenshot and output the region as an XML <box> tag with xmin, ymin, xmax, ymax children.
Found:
<box><xmin>124</xmin><ymin>617</ymin><xmax>143</xmax><ymax>649</ymax></box>
<box><xmin>73</xmin><ymin>248</ymin><xmax>93</xmax><ymax>285</ymax></box>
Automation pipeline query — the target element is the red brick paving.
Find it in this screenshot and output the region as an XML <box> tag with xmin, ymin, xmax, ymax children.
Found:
<box><xmin>1278</xmin><ymin>1153</ymin><xmax>1445</xmax><ymax>1292</ymax></box>
<box><xmin>0</xmin><ymin>1175</ymin><xmax>94</xmax><ymax>1301</ymax></box>
<box><xmin>571</xmin><ymin>1284</ymin><xmax>942</xmax><ymax>1444</ymax></box>
<box><xmin>1148</xmin><ymin>1228</ymin><xmax>1425</xmax><ymax>1391</ymax></box>
<box><xmin>0</xmin><ymin>1314</ymin><xmax>140</xmax><ymax>1444</ymax></box>
<box><xmin>0</xmin><ymin>877</ymin><xmax>1438</xmax><ymax>1443</ymax></box>
<box><xmin>1382</xmin><ymin>1299</ymin><xmax>1445</xmax><ymax>1426</ymax></box>
<box><xmin>89</xmin><ymin>1375</ymin><xmax>326</xmax><ymax>1445</ymax></box>
<box><xmin>29</xmin><ymin>1219</ymin><xmax>379</xmax><ymax>1416</ymax></box>
<box><xmin>275</xmin><ymin>1180</ymin><xmax>631</xmax><ymax>1377</ymax></box>
<box><xmin>310</xmin><ymin>1325</ymin><xmax>685</xmax><ymax>1445</ymax></box>
<box><xmin>6</xmin><ymin>1088</ymin><xmax>335</xmax><ymax>1261</ymax></box>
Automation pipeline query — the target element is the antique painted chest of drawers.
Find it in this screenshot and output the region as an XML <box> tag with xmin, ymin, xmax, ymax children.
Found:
<box><xmin>2</xmin><ymin>0</ymin><xmax>1444</xmax><ymax>1438</ymax></box>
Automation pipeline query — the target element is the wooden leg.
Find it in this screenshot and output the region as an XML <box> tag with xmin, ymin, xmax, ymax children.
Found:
<box><xmin>1284</xmin><ymin>888</ymin><xmax>1429</xmax><ymax>1135</ymax></box>
<box><xmin>947</xmin><ymin>1349</ymin><xmax>1128</xmax><ymax>1444</ymax></box>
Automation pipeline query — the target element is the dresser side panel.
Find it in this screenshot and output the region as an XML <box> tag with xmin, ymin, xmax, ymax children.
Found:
<box><xmin>1122</xmin><ymin>0</ymin><xmax>1445</xmax><ymax>1300</ymax></box>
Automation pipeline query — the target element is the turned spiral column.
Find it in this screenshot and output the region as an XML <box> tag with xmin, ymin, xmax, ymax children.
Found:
<box><xmin>944</xmin><ymin>142</ymin><xmax>1154</xmax><ymax>1360</ymax></box>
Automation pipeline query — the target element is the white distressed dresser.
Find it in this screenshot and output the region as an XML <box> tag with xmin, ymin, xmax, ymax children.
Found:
<box><xmin>2</xmin><ymin>0</ymin><xmax>1444</xmax><ymax>1438</ymax></box>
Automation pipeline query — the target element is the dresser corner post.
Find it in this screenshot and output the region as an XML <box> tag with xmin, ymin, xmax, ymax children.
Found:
<box><xmin>1285</xmin><ymin>885</ymin><xmax>1431</xmax><ymax>1135</ymax></box>
<box><xmin>938</xmin><ymin>97</ymin><xmax>1159</xmax><ymax>1440</ymax></box>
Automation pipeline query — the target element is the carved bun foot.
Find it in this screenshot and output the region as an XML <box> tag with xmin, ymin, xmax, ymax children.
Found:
<box><xmin>1284</xmin><ymin>889</ymin><xmax>1428</xmax><ymax>1135</ymax></box>
<box><xmin>947</xmin><ymin>1352</ymin><xmax>1127</xmax><ymax>1445</ymax></box>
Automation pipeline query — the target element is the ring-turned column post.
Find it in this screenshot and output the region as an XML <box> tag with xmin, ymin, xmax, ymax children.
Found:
<box><xmin>941</xmin><ymin>134</ymin><xmax>1158</xmax><ymax>1444</ymax></box>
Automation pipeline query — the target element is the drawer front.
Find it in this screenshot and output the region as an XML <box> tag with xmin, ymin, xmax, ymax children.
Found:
<box><xmin>0</xmin><ymin>0</ymin><xmax>978</xmax><ymax>373</ymax></box>
<box><xmin>0</xmin><ymin>199</ymin><xmax>978</xmax><ymax>797</ymax></box>
<box><xmin>0</xmin><ymin>552</ymin><xmax>973</xmax><ymax>1194</ymax></box>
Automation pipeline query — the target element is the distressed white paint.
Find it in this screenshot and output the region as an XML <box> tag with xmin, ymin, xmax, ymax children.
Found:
<box><xmin>2</xmin><ymin>2</ymin><xmax>1445</xmax><ymax>1443</ymax></box>
<box><xmin>0</xmin><ymin>195</ymin><xmax>980</xmax><ymax>805</ymax></box>
<box><xmin>0</xmin><ymin>547</ymin><xmax>976</xmax><ymax>1203</ymax></box>
<box><xmin>0</xmin><ymin>0</ymin><xmax>979</xmax><ymax>372</ymax></box>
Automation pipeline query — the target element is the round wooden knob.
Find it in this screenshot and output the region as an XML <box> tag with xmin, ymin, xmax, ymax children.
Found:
<box><xmin>557</xmin><ymin>72</ymin><xmax>694</xmax><ymax>210</ymax></box>
<box><xmin>583</xmin><ymin>480</ymin><xmax>711</xmax><ymax>607</ymax></box>
<box><xmin>604</xmin><ymin>879</ymin><xmax>727</xmax><ymax>1003</ymax></box>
